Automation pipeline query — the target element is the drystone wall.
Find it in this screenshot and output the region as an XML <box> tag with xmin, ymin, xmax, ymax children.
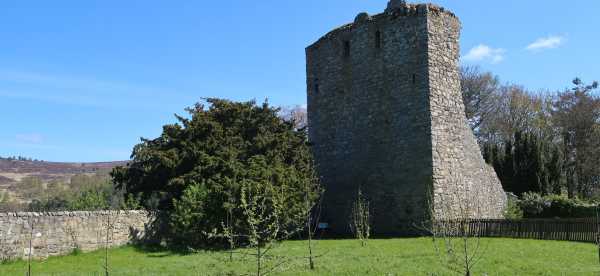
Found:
<box><xmin>0</xmin><ymin>210</ymin><xmax>150</xmax><ymax>260</ymax></box>
<box><xmin>306</xmin><ymin>1</ymin><xmax>506</xmax><ymax>236</ymax></box>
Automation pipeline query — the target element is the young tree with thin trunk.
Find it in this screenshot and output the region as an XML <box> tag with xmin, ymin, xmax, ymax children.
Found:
<box><xmin>27</xmin><ymin>219</ymin><xmax>34</xmax><ymax>276</ymax></box>
<box><xmin>207</xmin><ymin>155</ymin><xmax>319</xmax><ymax>276</ymax></box>
<box><xmin>101</xmin><ymin>210</ymin><xmax>120</xmax><ymax>276</ymax></box>
<box><xmin>350</xmin><ymin>188</ymin><xmax>370</xmax><ymax>247</ymax></box>
<box><xmin>423</xmin><ymin>166</ymin><xmax>494</xmax><ymax>276</ymax></box>
<box><xmin>303</xmin><ymin>172</ymin><xmax>323</xmax><ymax>270</ymax></box>
<box><xmin>238</xmin><ymin>176</ymin><xmax>296</xmax><ymax>276</ymax></box>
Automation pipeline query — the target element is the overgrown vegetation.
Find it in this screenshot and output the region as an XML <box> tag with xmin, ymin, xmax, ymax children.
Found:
<box><xmin>517</xmin><ymin>192</ymin><xmax>597</xmax><ymax>218</ymax></box>
<box><xmin>111</xmin><ymin>98</ymin><xmax>319</xmax><ymax>249</ymax></box>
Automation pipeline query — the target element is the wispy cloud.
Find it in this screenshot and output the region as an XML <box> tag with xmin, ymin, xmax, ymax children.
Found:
<box><xmin>462</xmin><ymin>44</ymin><xmax>506</xmax><ymax>64</ymax></box>
<box><xmin>526</xmin><ymin>35</ymin><xmax>564</xmax><ymax>51</ymax></box>
<box><xmin>15</xmin><ymin>133</ymin><xmax>44</xmax><ymax>144</ymax></box>
<box><xmin>0</xmin><ymin>70</ymin><xmax>184</xmax><ymax>110</ymax></box>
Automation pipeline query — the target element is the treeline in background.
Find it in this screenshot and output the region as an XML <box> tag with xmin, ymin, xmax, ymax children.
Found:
<box><xmin>461</xmin><ymin>67</ymin><xmax>600</xmax><ymax>218</ymax></box>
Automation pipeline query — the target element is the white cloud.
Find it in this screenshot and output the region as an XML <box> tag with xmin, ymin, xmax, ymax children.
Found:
<box><xmin>462</xmin><ymin>44</ymin><xmax>506</xmax><ymax>64</ymax></box>
<box><xmin>526</xmin><ymin>35</ymin><xmax>564</xmax><ymax>51</ymax></box>
<box><xmin>15</xmin><ymin>133</ymin><xmax>44</xmax><ymax>144</ymax></box>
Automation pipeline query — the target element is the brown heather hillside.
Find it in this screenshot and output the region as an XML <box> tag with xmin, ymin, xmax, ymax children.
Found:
<box><xmin>0</xmin><ymin>158</ymin><xmax>127</xmax><ymax>187</ymax></box>
<box><xmin>0</xmin><ymin>158</ymin><xmax>128</xmax><ymax>206</ymax></box>
<box><xmin>0</xmin><ymin>175</ymin><xmax>13</xmax><ymax>185</ymax></box>
<box><xmin>0</xmin><ymin>158</ymin><xmax>126</xmax><ymax>175</ymax></box>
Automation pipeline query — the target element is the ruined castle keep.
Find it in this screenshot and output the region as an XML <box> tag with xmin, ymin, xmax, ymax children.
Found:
<box><xmin>306</xmin><ymin>0</ymin><xmax>506</xmax><ymax>235</ymax></box>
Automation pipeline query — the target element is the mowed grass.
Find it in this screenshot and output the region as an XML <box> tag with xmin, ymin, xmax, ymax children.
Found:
<box><xmin>1</xmin><ymin>238</ymin><xmax>598</xmax><ymax>275</ymax></box>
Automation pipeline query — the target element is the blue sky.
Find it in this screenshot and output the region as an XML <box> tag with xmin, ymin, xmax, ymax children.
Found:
<box><xmin>1</xmin><ymin>0</ymin><xmax>598</xmax><ymax>162</ymax></box>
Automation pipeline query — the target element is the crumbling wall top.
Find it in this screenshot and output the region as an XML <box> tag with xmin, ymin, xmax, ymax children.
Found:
<box><xmin>306</xmin><ymin>1</ymin><xmax>458</xmax><ymax>50</ymax></box>
<box><xmin>385</xmin><ymin>0</ymin><xmax>408</xmax><ymax>12</ymax></box>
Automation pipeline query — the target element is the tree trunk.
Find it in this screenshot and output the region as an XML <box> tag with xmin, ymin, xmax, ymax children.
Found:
<box><xmin>256</xmin><ymin>246</ymin><xmax>261</xmax><ymax>276</ymax></box>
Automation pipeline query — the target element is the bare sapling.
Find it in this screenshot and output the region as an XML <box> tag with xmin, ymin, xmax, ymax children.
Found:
<box><xmin>350</xmin><ymin>188</ymin><xmax>370</xmax><ymax>247</ymax></box>
<box><xmin>102</xmin><ymin>210</ymin><xmax>120</xmax><ymax>276</ymax></box>
<box><xmin>208</xmin><ymin>178</ymin><xmax>308</xmax><ymax>276</ymax></box>
<box><xmin>426</xmin><ymin>167</ymin><xmax>492</xmax><ymax>276</ymax></box>
<box><xmin>303</xmin><ymin>174</ymin><xmax>323</xmax><ymax>270</ymax></box>
<box><xmin>64</xmin><ymin>224</ymin><xmax>80</xmax><ymax>255</ymax></box>
<box><xmin>206</xmin><ymin>155</ymin><xmax>320</xmax><ymax>275</ymax></box>
<box><xmin>239</xmin><ymin>180</ymin><xmax>288</xmax><ymax>276</ymax></box>
<box><xmin>27</xmin><ymin>218</ymin><xmax>34</xmax><ymax>276</ymax></box>
<box><xmin>225</xmin><ymin>208</ymin><xmax>235</xmax><ymax>262</ymax></box>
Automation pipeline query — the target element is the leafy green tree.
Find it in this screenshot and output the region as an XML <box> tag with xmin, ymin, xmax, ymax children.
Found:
<box><xmin>68</xmin><ymin>190</ymin><xmax>110</xmax><ymax>211</ymax></box>
<box><xmin>111</xmin><ymin>98</ymin><xmax>318</xmax><ymax>248</ymax></box>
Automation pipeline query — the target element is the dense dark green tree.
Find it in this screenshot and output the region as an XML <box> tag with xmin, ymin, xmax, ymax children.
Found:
<box><xmin>111</xmin><ymin>98</ymin><xmax>318</xmax><ymax>248</ymax></box>
<box><xmin>484</xmin><ymin>132</ymin><xmax>564</xmax><ymax>196</ymax></box>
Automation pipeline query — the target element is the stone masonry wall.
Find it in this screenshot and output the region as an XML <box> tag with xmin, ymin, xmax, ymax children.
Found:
<box><xmin>307</xmin><ymin>4</ymin><xmax>433</xmax><ymax>235</ymax></box>
<box><xmin>0</xmin><ymin>211</ymin><xmax>150</xmax><ymax>260</ymax></box>
<box><xmin>306</xmin><ymin>1</ymin><xmax>506</xmax><ymax>235</ymax></box>
<box><xmin>426</xmin><ymin>9</ymin><xmax>507</xmax><ymax>218</ymax></box>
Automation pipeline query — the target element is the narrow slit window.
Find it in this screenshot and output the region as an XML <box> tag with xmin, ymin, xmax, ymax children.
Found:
<box><xmin>412</xmin><ymin>74</ymin><xmax>416</xmax><ymax>84</ymax></box>
<box><xmin>375</xmin><ymin>31</ymin><xmax>381</xmax><ymax>49</ymax></box>
<box><xmin>314</xmin><ymin>83</ymin><xmax>320</xmax><ymax>94</ymax></box>
<box><xmin>343</xmin><ymin>41</ymin><xmax>350</xmax><ymax>57</ymax></box>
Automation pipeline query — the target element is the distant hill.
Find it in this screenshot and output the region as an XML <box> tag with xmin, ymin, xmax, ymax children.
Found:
<box><xmin>0</xmin><ymin>158</ymin><xmax>128</xmax><ymax>184</ymax></box>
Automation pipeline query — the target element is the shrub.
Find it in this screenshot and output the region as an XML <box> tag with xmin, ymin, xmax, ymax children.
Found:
<box><xmin>519</xmin><ymin>192</ymin><xmax>597</xmax><ymax>218</ymax></box>
<box><xmin>112</xmin><ymin>99</ymin><xmax>319</xmax><ymax>248</ymax></box>
<box><xmin>519</xmin><ymin>192</ymin><xmax>545</xmax><ymax>217</ymax></box>
<box><xmin>503</xmin><ymin>194</ymin><xmax>523</xmax><ymax>219</ymax></box>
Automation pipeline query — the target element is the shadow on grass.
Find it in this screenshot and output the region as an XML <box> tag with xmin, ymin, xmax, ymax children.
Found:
<box><xmin>130</xmin><ymin>242</ymin><xmax>234</xmax><ymax>258</ymax></box>
<box><xmin>130</xmin><ymin>243</ymin><xmax>193</xmax><ymax>258</ymax></box>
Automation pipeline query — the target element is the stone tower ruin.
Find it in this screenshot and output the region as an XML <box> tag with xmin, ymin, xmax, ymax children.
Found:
<box><xmin>306</xmin><ymin>0</ymin><xmax>506</xmax><ymax>235</ymax></box>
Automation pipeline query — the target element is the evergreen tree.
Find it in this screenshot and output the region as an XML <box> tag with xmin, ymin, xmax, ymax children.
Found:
<box><xmin>486</xmin><ymin>131</ymin><xmax>564</xmax><ymax>196</ymax></box>
<box><xmin>111</xmin><ymin>98</ymin><xmax>319</xmax><ymax>248</ymax></box>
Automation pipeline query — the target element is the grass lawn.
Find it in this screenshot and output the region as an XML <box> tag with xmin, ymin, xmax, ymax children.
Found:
<box><xmin>1</xmin><ymin>238</ymin><xmax>598</xmax><ymax>275</ymax></box>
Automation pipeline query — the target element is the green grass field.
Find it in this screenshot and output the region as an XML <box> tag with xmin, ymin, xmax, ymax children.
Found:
<box><xmin>1</xmin><ymin>238</ymin><xmax>598</xmax><ymax>275</ymax></box>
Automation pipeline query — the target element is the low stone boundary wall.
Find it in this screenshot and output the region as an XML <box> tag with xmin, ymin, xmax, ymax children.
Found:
<box><xmin>0</xmin><ymin>210</ymin><xmax>150</xmax><ymax>260</ymax></box>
